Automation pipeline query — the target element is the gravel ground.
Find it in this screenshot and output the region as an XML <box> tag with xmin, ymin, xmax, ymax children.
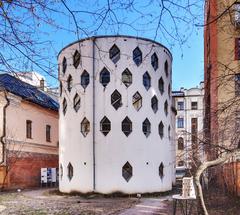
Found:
<box><xmin>0</xmin><ymin>188</ymin><xmax>137</xmax><ymax>215</ymax></box>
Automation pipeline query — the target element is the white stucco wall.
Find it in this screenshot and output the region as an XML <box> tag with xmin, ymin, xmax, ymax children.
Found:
<box><xmin>59</xmin><ymin>36</ymin><xmax>175</xmax><ymax>194</ymax></box>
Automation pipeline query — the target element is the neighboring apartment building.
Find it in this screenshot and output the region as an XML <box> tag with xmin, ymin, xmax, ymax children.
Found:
<box><xmin>0</xmin><ymin>73</ymin><xmax>59</xmax><ymax>189</ymax></box>
<box><xmin>173</xmin><ymin>82</ymin><xmax>204</xmax><ymax>168</ymax></box>
<box><xmin>204</xmin><ymin>0</ymin><xmax>240</xmax><ymax>195</ymax></box>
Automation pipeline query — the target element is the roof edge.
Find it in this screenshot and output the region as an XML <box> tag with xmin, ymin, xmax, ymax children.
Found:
<box><xmin>57</xmin><ymin>35</ymin><xmax>173</xmax><ymax>60</ymax></box>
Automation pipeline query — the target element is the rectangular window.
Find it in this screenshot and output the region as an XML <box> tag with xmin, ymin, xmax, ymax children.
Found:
<box><xmin>26</xmin><ymin>120</ymin><xmax>32</xmax><ymax>139</ymax></box>
<box><xmin>177</xmin><ymin>118</ymin><xmax>184</xmax><ymax>128</ymax></box>
<box><xmin>177</xmin><ymin>101</ymin><xmax>184</xmax><ymax>110</ymax></box>
<box><xmin>191</xmin><ymin>102</ymin><xmax>198</xmax><ymax>110</ymax></box>
<box><xmin>235</xmin><ymin>74</ymin><xmax>240</xmax><ymax>96</ymax></box>
<box><xmin>235</xmin><ymin>38</ymin><xmax>240</xmax><ymax>60</ymax></box>
<box><xmin>46</xmin><ymin>125</ymin><xmax>51</xmax><ymax>142</ymax></box>
<box><xmin>191</xmin><ymin>118</ymin><xmax>198</xmax><ymax>144</ymax></box>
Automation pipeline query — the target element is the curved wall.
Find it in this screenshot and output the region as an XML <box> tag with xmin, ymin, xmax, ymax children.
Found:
<box><xmin>58</xmin><ymin>35</ymin><xmax>175</xmax><ymax>194</ymax></box>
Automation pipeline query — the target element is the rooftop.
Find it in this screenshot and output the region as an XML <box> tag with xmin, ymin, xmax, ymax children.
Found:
<box><xmin>0</xmin><ymin>74</ymin><xmax>59</xmax><ymax>111</ymax></box>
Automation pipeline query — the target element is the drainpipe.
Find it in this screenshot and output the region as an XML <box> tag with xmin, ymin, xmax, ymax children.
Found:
<box><xmin>92</xmin><ymin>38</ymin><xmax>96</xmax><ymax>191</ymax></box>
<box><xmin>0</xmin><ymin>90</ymin><xmax>10</xmax><ymax>165</ymax></box>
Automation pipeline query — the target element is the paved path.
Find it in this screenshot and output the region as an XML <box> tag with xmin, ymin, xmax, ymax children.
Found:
<box><xmin>119</xmin><ymin>196</ymin><xmax>172</xmax><ymax>215</ymax></box>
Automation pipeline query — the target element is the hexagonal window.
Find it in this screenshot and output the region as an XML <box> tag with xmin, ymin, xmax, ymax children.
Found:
<box><xmin>67</xmin><ymin>74</ymin><xmax>73</xmax><ymax>92</ymax></box>
<box><xmin>111</xmin><ymin>90</ymin><xmax>122</xmax><ymax>110</ymax></box>
<box><xmin>122</xmin><ymin>69</ymin><xmax>132</xmax><ymax>87</ymax></box>
<box><xmin>67</xmin><ymin>162</ymin><xmax>73</xmax><ymax>181</ymax></box>
<box><xmin>133</xmin><ymin>47</ymin><xmax>142</xmax><ymax>66</ymax></box>
<box><xmin>168</xmin><ymin>125</ymin><xmax>171</xmax><ymax>140</ymax></box>
<box><xmin>159</xmin><ymin>121</ymin><xmax>164</xmax><ymax>139</ymax></box>
<box><xmin>168</xmin><ymin>83</ymin><xmax>171</xmax><ymax>97</ymax></box>
<box><xmin>62</xmin><ymin>57</ymin><xmax>67</xmax><ymax>74</ymax></box>
<box><xmin>109</xmin><ymin>44</ymin><xmax>120</xmax><ymax>64</ymax></box>
<box><xmin>132</xmin><ymin>92</ymin><xmax>142</xmax><ymax>111</ymax></box>
<box><xmin>73</xmin><ymin>50</ymin><xmax>80</xmax><ymax>69</ymax></box>
<box><xmin>60</xmin><ymin>164</ymin><xmax>63</xmax><ymax>180</ymax></box>
<box><xmin>100</xmin><ymin>116</ymin><xmax>111</xmax><ymax>136</ymax></box>
<box><xmin>62</xmin><ymin>98</ymin><xmax>67</xmax><ymax>115</ymax></box>
<box><xmin>81</xmin><ymin>117</ymin><xmax>90</xmax><ymax>137</ymax></box>
<box><xmin>151</xmin><ymin>95</ymin><xmax>158</xmax><ymax>113</ymax></box>
<box><xmin>158</xmin><ymin>77</ymin><xmax>164</xmax><ymax>95</ymax></box>
<box><xmin>73</xmin><ymin>93</ymin><xmax>80</xmax><ymax>112</ymax></box>
<box><xmin>122</xmin><ymin>161</ymin><xmax>132</xmax><ymax>182</ymax></box>
<box><xmin>59</xmin><ymin>81</ymin><xmax>62</xmax><ymax>97</ymax></box>
<box><xmin>164</xmin><ymin>100</ymin><xmax>168</xmax><ymax>116</ymax></box>
<box><xmin>100</xmin><ymin>67</ymin><xmax>110</xmax><ymax>87</ymax></box>
<box><xmin>142</xmin><ymin>118</ymin><xmax>151</xmax><ymax>137</ymax></box>
<box><xmin>143</xmin><ymin>72</ymin><xmax>151</xmax><ymax>91</ymax></box>
<box><xmin>159</xmin><ymin>162</ymin><xmax>164</xmax><ymax>180</ymax></box>
<box><xmin>164</xmin><ymin>60</ymin><xmax>169</xmax><ymax>77</ymax></box>
<box><xmin>151</xmin><ymin>53</ymin><xmax>158</xmax><ymax>71</ymax></box>
<box><xmin>122</xmin><ymin>116</ymin><xmax>132</xmax><ymax>137</ymax></box>
<box><xmin>81</xmin><ymin>70</ymin><xmax>90</xmax><ymax>90</ymax></box>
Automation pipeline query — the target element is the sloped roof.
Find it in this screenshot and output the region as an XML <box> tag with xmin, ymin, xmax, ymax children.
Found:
<box><xmin>0</xmin><ymin>74</ymin><xmax>59</xmax><ymax>111</ymax></box>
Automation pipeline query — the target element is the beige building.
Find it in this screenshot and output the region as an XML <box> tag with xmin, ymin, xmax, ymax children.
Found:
<box><xmin>173</xmin><ymin>82</ymin><xmax>204</xmax><ymax>168</ymax></box>
<box><xmin>0</xmin><ymin>73</ymin><xmax>59</xmax><ymax>189</ymax></box>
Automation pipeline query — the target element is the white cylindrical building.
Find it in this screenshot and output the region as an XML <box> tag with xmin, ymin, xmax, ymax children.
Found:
<box><xmin>58</xmin><ymin>35</ymin><xmax>175</xmax><ymax>194</ymax></box>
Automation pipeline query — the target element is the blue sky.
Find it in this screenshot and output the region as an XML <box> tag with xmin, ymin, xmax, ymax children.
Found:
<box><xmin>2</xmin><ymin>0</ymin><xmax>204</xmax><ymax>90</ymax></box>
<box><xmin>48</xmin><ymin>0</ymin><xmax>204</xmax><ymax>90</ymax></box>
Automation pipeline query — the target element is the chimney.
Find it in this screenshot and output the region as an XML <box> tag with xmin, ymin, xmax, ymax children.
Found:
<box><xmin>40</xmin><ymin>78</ymin><xmax>45</xmax><ymax>90</ymax></box>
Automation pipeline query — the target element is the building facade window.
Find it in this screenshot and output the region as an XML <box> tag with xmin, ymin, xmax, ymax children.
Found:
<box><xmin>81</xmin><ymin>70</ymin><xmax>90</xmax><ymax>89</ymax></box>
<box><xmin>62</xmin><ymin>57</ymin><xmax>67</xmax><ymax>74</ymax></box>
<box><xmin>100</xmin><ymin>67</ymin><xmax>110</xmax><ymax>87</ymax></box>
<box><xmin>151</xmin><ymin>53</ymin><xmax>158</xmax><ymax>71</ymax></box>
<box><xmin>133</xmin><ymin>47</ymin><xmax>142</xmax><ymax>66</ymax></box>
<box><xmin>158</xmin><ymin>77</ymin><xmax>164</xmax><ymax>95</ymax></box>
<box><xmin>235</xmin><ymin>73</ymin><xmax>240</xmax><ymax>96</ymax></box>
<box><xmin>159</xmin><ymin>162</ymin><xmax>164</xmax><ymax>179</ymax></box>
<box><xmin>46</xmin><ymin>125</ymin><xmax>51</xmax><ymax>142</ymax></box>
<box><xmin>100</xmin><ymin>116</ymin><xmax>111</xmax><ymax>136</ymax></box>
<box><xmin>159</xmin><ymin>121</ymin><xmax>164</xmax><ymax>139</ymax></box>
<box><xmin>111</xmin><ymin>90</ymin><xmax>122</xmax><ymax>110</ymax></box>
<box><xmin>63</xmin><ymin>98</ymin><xmax>67</xmax><ymax>115</ymax></box>
<box><xmin>191</xmin><ymin>101</ymin><xmax>198</xmax><ymax>110</ymax></box>
<box><xmin>122</xmin><ymin>117</ymin><xmax>132</xmax><ymax>137</ymax></box>
<box><xmin>26</xmin><ymin>120</ymin><xmax>32</xmax><ymax>139</ymax></box>
<box><xmin>177</xmin><ymin>117</ymin><xmax>184</xmax><ymax>128</ymax></box>
<box><xmin>235</xmin><ymin>38</ymin><xmax>240</xmax><ymax>60</ymax></box>
<box><xmin>60</xmin><ymin>164</ymin><xmax>63</xmax><ymax>180</ymax></box>
<box><xmin>178</xmin><ymin>161</ymin><xmax>184</xmax><ymax>166</ymax></box>
<box><xmin>81</xmin><ymin>117</ymin><xmax>90</xmax><ymax>137</ymax></box>
<box><xmin>142</xmin><ymin>118</ymin><xmax>151</xmax><ymax>137</ymax></box>
<box><xmin>151</xmin><ymin>95</ymin><xmax>158</xmax><ymax>113</ymax></box>
<box><xmin>122</xmin><ymin>69</ymin><xmax>132</xmax><ymax>87</ymax></box>
<box><xmin>177</xmin><ymin>101</ymin><xmax>184</xmax><ymax>110</ymax></box>
<box><xmin>73</xmin><ymin>50</ymin><xmax>80</xmax><ymax>69</ymax></box>
<box><xmin>59</xmin><ymin>81</ymin><xmax>62</xmax><ymax>97</ymax></box>
<box><xmin>168</xmin><ymin>125</ymin><xmax>171</xmax><ymax>140</ymax></box>
<box><xmin>191</xmin><ymin>118</ymin><xmax>198</xmax><ymax>145</ymax></box>
<box><xmin>109</xmin><ymin>44</ymin><xmax>120</xmax><ymax>64</ymax></box>
<box><xmin>168</xmin><ymin>84</ymin><xmax>171</xmax><ymax>97</ymax></box>
<box><xmin>73</xmin><ymin>93</ymin><xmax>81</xmax><ymax>112</ymax></box>
<box><xmin>164</xmin><ymin>100</ymin><xmax>168</xmax><ymax>116</ymax></box>
<box><xmin>164</xmin><ymin>60</ymin><xmax>169</xmax><ymax>77</ymax></box>
<box><xmin>122</xmin><ymin>162</ymin><xmax>132</xmax><ymax>182</ymax></box>
<box><xmin>178</xmin><ymin>137</ymin><xmax>184</xmax><ymax>150</ymax></box>
<box><xmin>143</xmin><ymin>72</ymin><xmax>151</xmax><ymax>90</ymax></box>
<box><xmin>67</xmin><ymin>75</ymin><xmax>73</xmax><ymax>92</ymax></box>
<box><xmin>132</xmin><ymin>92</ymin><xmax>142</xmax><ymax>111</ymax></box>
<box><xmin>67</xmin><ymin>162</ymin><xmax>73</xmax><ymax>181</ymax></box>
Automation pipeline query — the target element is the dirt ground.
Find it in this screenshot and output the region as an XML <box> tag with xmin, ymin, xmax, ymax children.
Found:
<box><xmin>0</xmin><ymin>188</ymin><xmax>137</xmax><ymax>215</ymax></box>
<box><xmin>0</xmin><ymin>187</ymin><xmax>239</xmax><ymax>215</ymax></box>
